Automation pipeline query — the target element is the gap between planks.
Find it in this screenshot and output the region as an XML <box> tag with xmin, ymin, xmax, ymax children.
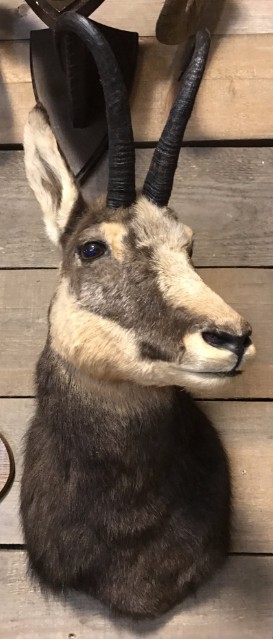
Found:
<box><xmin>1</xmin><ymin>147</ymin><xmax>273</xmax><ymax>269</ymax></box>
<box><xmin>1</xmin><ymin>546</ymin><xmax>273</xmax><ymax>557</ymax></box>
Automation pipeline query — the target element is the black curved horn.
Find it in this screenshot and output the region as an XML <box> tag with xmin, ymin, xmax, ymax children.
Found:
<box><xmin>55</xmin><ymin>13</ymin><xmax>136</xmax><ymax>209</ymax></box>
<box><xmin>143</xmin><ymin>30</ymin><xmax>211</xmax><ymax>207</ymax></box>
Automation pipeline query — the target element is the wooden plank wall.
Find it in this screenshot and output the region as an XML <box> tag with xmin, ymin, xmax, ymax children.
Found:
<box><xmin>3</xmin><ymin>0</ymin><xmax>273</xmax><ymax>38</ymax></box>
<box><xmin>1</xmin><ymin>553</ymin><xmax>273</xmax><ymax>639</ymax></box>
<box><xmin>0</xmin><ymin>1</ymin><xmax>273</xmax><ymax>142</ymax></box>
<box><xmin>2</xmin><ymin>397</ymin><xmax>273</xmax><ymax>551</ymax></box>
<box><xmin>0</xmin><ymin>1</ymin><xmax>273</xmax><ymax>638</ymax></box>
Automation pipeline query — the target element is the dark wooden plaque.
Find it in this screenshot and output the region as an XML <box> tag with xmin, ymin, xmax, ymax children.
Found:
<box><xmin>0</xmin><ymin>434</ymin><xmax>15</xmax><ymax>500</ymax></box>
<box><xmin>25</xmin><ymin>0</ymin><xmax>107</xmax><ymax>28</ymax></box>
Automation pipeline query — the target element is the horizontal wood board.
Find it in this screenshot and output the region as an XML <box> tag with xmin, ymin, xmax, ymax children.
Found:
<box><xmin>157</xmin><ymin>0</ymin><xmax>273</xmax><ymax>43</ymax></box>
<box><xmin>1</xmin><ymin>399</ymin><xmax>272</xmax><ymax>550</ymax></box>
<box><xmin>1</xmin><ymin>1</ymin><xmax>273</xmax><ymax>40</ymax></box>
<box><xmin>1</xmin><ymin>147</ymin><xmax>273</xmax><ymax>268</ymax></box>
<box><xmin>1</xmin><ymin>35</ymin><xmax>273</xmax><ymax>143</ymax></box>
<box><xmin>0</xmin><ymin>269</ymin><xmax>272</xmax><ymax>398</ymax></box>
<box><xmin>1</xmin><ymin>552</ymin><xmax>273</xmax><ymax>639</ymax></box>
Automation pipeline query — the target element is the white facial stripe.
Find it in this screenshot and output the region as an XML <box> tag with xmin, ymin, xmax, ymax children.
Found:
<box><xmin>153</xmin><ymin>244</ymin><xmax>242</xmax><ymax>327</ymax></box>
<box><xmin>50</xmin><ymin>279</ymin><xmax>190</xmax><ymax>387</ymax></box>
<box><xmin>49</xmin><ymin>278</ymin><xmax>243</xmax><ymax>393</ymax></box>
<box><xmin>50</xmin><ymin>278</ymin><xmax>141</xmax><ymax>381</ymax></box>
<box><xmin>133</xmin><ymin>197</ymin><xmax>242</xmax><ymax>328</ymax></box>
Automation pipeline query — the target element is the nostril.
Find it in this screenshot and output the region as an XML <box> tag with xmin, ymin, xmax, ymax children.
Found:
<box><xmin>202</xmin><ymin>330</ymin><xmax>252</xmax><ymax>355</ymax></box>
<box><xmin>202</xmin><ymin>332</ymin><xmax>227</xmax><ymax>350</ymax></box>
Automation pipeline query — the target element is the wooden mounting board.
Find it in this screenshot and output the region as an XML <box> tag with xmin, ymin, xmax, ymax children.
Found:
<box><xmin>1</xmin><ymin>35</ymin><xmax>273</xmax><ymax>143</ymax></box>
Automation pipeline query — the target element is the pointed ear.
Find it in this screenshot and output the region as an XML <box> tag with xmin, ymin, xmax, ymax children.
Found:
<box><xmin>24</xmin><ymin>105</ymin><xmax>80</xmax><ymax>244</ymax></box>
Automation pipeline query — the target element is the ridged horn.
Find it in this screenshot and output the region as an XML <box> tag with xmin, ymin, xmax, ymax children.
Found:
<box><xmin>55</xmin><ymin>13</ymin><xmax>136</xmax><ymax>208</ymax></box>
<box><xmin>142</xmin><ymin>30</ymin><xmax>211</xmax><ymax>207</ymax></box>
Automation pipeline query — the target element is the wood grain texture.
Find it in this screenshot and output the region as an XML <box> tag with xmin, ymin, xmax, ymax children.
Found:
<box><xmin>0</xmin><ymin>269</ymin><xmax>272</xmax><ymax>399</ymax></box>
<box><xmin>200</xmin><ymin>268</ymin><xmax>273</xmax><ymax>399</ymax></box>
<box><xmin>1</xmin><ymin>36</ymin><xmax>273</xmax><ymax>143</ymax></box>
<box><xmin>131</xmin><ymin>34</ymin><xmax>273</xmax><ymax>142</ymax></box>
<box><xmin>1</xmin><ymin>552</ymin><xmax>273</xmax><ymax>639</ymax></box>
<box><xmin>202</xmin><ymin>401</ymin><xmax>273</xmax><ymax>552</ymax></box>
<box><xmin>0</xmin><ymin>270</ymin><xmax>57</xmax><ymax>396</ymax></box>
<box><xmin>2</xmin><ymin>147</ymin><xmax>273</xmax><ymax>269</ymax></box>
<box><xmin>1</xmin><ymin>1</ymin><xmax>273</xmax><ymax>40</ymax></box>
<box><xmin>1</xmin><ymin>399</ymin><xmax>272</xmax><ymax>550</ymax></box>
<box><xmin>0</xmin><ymin>0</ymin><xmax>163</xmax><ymax>39</ymax></box>
<box><xmin>0</xmin><ymin>151</ymin><xmax>58</xmax><ymax>269</ymax></box>
<box><xmin>207</xmin><ymin>0</ymin><xmax>273</xmax><ymax>35</ymax></box>
<box><xmin>157</xmin><ymin>0</ymin><xmax>273</xmax><ymax>43</ymax></box>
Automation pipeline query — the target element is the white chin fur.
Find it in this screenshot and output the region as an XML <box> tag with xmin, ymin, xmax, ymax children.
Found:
<box><xmin>137</xmin><ymin>360</ymin><xmax>234</xmax><ymax>393</ymax></box>
<box><xmin>179</xmin><ymin>370</ymin><xmax>231</xmax><ymax>393</ymax></box>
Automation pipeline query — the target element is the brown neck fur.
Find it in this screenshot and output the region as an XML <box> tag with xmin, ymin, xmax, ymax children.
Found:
<box><xmin>36</xmin><ymin>340</ymin><xmax>182</xmax><ymax>454</ymax></box>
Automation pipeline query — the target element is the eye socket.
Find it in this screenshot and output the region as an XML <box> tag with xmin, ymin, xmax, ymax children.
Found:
<box><xmin>78</xmin><ymin>241</ymin><xmax>107</xmax><ymax>262</ymax></box>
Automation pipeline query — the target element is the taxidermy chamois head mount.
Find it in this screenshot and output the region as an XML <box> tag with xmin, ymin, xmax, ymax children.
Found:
<box><xmin>24</xmin><ymin>16</ymin><xmax>255</xmax><ymax>392</ymax></box>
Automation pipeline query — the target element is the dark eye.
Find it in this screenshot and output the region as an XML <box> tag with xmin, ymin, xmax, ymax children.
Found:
<box><xmin>78</xmin><ymin>241</ymin><xmax>107</xmax><ymax>261</ymax></box>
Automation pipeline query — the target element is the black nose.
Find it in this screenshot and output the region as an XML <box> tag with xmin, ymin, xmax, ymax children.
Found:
<box><xmin>202</xmin><ymin>330</ymin><xmax>252</xmax><ymax>359</ymax></box>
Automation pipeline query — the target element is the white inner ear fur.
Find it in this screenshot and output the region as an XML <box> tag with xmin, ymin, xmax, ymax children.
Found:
<box><xmin>154</xmin><ymin>246</ymin><xmax>243</xmax><ymax>326</ymax></box>
<box><xmin>24</xmin><ymin>106</ymin><xmax>79</xmax><ymax>244</ymax></box>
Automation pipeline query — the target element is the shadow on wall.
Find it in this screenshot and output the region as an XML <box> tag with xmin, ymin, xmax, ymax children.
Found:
<box><xmin>156</xmin><ymin>0</ymin><xmax>239</xmax><ymax>44</ymax></box>
<box><xmin>0</xmin><ymin>3</ymin><xmax>42</xmax><ymax>39</ymax></box>
<box><xmin>58</xmin><ymin>525</ymin><xmax>273</xmax><ymax>637</ymax></box>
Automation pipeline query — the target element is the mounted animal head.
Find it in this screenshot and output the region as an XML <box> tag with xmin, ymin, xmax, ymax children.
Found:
<box><xmin>24</xmin><ymin>17</ymin><xmax>255</xmax><ymax>392</ymax></box>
